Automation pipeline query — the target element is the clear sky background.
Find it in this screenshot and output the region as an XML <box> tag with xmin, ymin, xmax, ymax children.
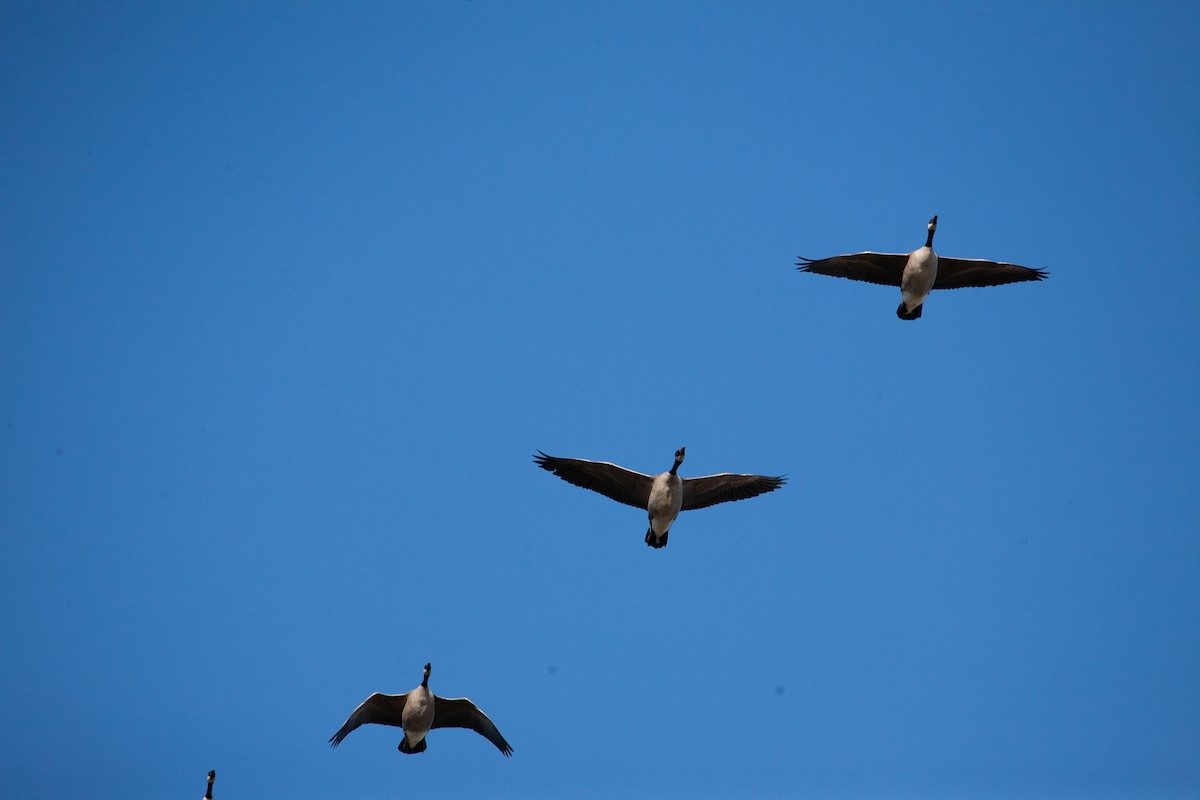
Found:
<box><xmin>2</xmin><ymin>3</ymin><xmax>1198</xmax><ymax>799</ymax></box>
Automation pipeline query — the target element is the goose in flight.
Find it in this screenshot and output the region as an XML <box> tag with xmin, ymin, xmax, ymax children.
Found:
<box><xmin>797</xmin><ymin>215</ymin><xmax>1047</xmax><ymax>319</ymax></box>
<box><xmin>533</xmin><ymin>447</ymin><xmax>785</xmax><ymax>549</ymax></box>
<box><xmin>329</xmin><ymin>663</ymin><xmax>513</xmax><ymax>757</ymax></box>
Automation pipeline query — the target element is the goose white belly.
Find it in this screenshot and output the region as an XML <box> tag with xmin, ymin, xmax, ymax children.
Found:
<box><xmin>647</xmin><ymin>473</ymin><xmax>683</xmax><ymax>534</ymax></box>
<box><xmin>901</xmin><ymin>247</ymin><xmax>938</xmax><ymax>309</ymax></box>
<box><xmin>403</xmin><ymin>688</ymin><xmax>434</xmax><ymax>744</ymax></box>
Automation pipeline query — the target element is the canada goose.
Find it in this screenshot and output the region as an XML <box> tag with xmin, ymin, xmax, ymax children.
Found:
<box><xmin>533</xmin><ymin>447</ymin><xmax>785</xmax><ymax>549</ymax></box>
<box><xmin>202</xmin><ymin>770</ymin><xmax>215</xmax><ymax>800</ymax></box>
<box><xmin>797</xmin><ymin>215</ymin><xmax>1048</xmax><ymax>319</ymax></box>
<box><xmin>329</xmin><ymin>663</ymin><xmax>513</xmax><ymax>758</ymax></box>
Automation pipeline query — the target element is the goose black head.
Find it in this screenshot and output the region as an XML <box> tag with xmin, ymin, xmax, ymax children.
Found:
<box><xmin>925</xmin><ymin>215</ymin><xmax>938</xmax><ymax>247</ymax></box>
<box><xmin>422</xmin><ymin>663</ymin><xmax>432</xmax><ymax>686</ymax></box>
<box><xmin>670</xmin><ymin>447</ymin><xmax>686</xmax><ymax>475</ymax></box>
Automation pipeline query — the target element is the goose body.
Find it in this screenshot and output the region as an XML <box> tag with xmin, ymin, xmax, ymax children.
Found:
<box><xmin>797</xmin><ymin>215</ymin><xmax>1047</xmax><ymax>319</ymax></box>
<box><xmin>534</xmin><ymin>447</ymin><xmax>785</xmax><ymax>549</ymax></box>
<box><xmin>330</xmin><ymin>663</ymin><xmax>513</xmax><ymax>757</ymax></box>
<box><xmin>399</xmin><ymin>681</ymin><xmax>434</xmax><ymax>752</ymax></box>
<box><xmin>899</xmin><ymin>226</ymin><xmax>938</xmax><ymax>318</ymax></box>
<box><xmin>647</xmin><ymin>468</ymin><xmax>684</xmax><ymax>542</ymax></box>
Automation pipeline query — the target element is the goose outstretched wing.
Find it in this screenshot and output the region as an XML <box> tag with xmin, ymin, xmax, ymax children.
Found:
<box><xmin>797</xmin><ymin>252</ymin><xmax>908</xmax><ymax>287</ymax></box>
<box><xmin>681</xmin><ymin>473</ymin><xmax>786</xmax><ymax>511</ymax></box>
<box><xmin>432</xmin><ymin>695</ymin><xmax>514</xmax><ymax>757</ymax></box>
<box><xmin>533</xmin><ymin>452</ymin><xmax>654</xmax><ymax>509</ymax></box>
<box><xmin>933</xmin><ymin>257</ymin><xmax>1048</xmax><ymax>289</ymax></box>
<box><xmin>328</xmin><ymin>692</ymin><xmax>408</xmax><ymax>747</ymax></box>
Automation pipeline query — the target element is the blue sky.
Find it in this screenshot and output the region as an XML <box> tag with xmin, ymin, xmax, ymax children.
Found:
<box><xmin>2</xmin><ymin>2</ymin><xmax>1198</xmax><ymax>798</ymax></box>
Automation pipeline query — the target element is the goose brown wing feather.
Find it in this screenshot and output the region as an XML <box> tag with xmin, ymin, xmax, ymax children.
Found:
<box><xmin>533</xmin><ymin>452</ymin><xmax>654</xmax><ymax>509</ymax></box>
<box><xmin>681</xmin><ymin>473</ymin><xmax>786</xmax><ymax>511</ymax></box>
<box><xmin>933</xmin><ymin>257</ymin><xmax>1049</xmax><ymax>289</ymax></box>
<box><xmin>796</xmin><ymin>252</ymin><xmax>909</xmax><ymax>287</ymax></box>
<box><xmin>432</xmin><ymin>696</ymin><xmax>514</xmax><ymax>757</ymax></box>
<box><xmin>328</xmin><ymin>692</ymin><xmax>408</xmax><ymax>747</ymax></box>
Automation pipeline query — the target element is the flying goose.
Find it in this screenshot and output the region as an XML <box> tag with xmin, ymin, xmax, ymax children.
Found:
<box><xmin>329</xmin><ymin>663</ymin><xmax>513</xmax><ymax>757</ymax></box>
<box><xmin>797</xmin><ymin>215</ymin><xmax>1048</xmax><ymax>319</ymax></box>
<box><xmin>533</xmin><ymin>447</ymin><xmax>785</xmax><ymax>549</ymax></box>
<box><xmin>202</xmin><ymin>770</ymin><xmax>215</xmax><ymax>800</ymax></box>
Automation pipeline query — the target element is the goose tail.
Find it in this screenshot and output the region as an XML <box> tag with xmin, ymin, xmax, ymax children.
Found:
<box><xmin>644</xmin><ymin>528</ymin><xmax>668</xmax><ymax>549</ymax></box>
<box><xmin>398</xmin><ymin>738</ymin><xmax>428</xmax><ymax>755</ymax></box>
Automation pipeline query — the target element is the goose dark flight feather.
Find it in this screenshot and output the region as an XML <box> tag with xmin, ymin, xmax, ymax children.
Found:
<box><xmin>797</xmin><ymin>216</ymin><xmax>1047</xmax><ymax>319</ymax></box>
<box><xmin>680</xmin><ymin>472</ymin><xmax>786</xmax><ymax>511</ymax></box>
<box><xmin>928</xmin><ymin>257</ymin><xmax>1049</xmax><ymax>289</ymax></box>
<box><xmin>329</xmin><ymin>663</ymin><xmax>512</xmax><ymax>757</ymax></box>
<box><xmin>533</xmin><ymin>452</ymin><xmax>652</xmax><ymax>509</ymax></box>
<box><xmin>329</xmin><ymin>693</ymin><xmax>407</xmax><ymax>745</ymax></box>
<box><xmin>430</xmin><ymin>696</ymin><xmax>510</xmax><ymax>748</ymax></box>
<box><xmin>796</xmin><ymin>252</ymin><xmax>908</xmax><ymax>287</ymax></box>
<box><xmin>534</xmin><ymin>448</ymin><xmax>785</xmax><ymax>549</ymax></box>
